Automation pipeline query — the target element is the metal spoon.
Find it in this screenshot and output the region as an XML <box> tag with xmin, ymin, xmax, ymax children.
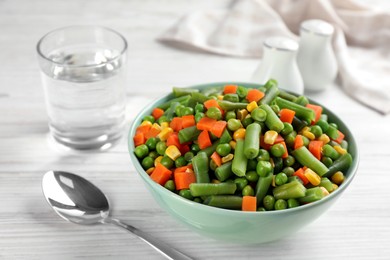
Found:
<box><xmin>42</xmin><ymin>170</ymin><xmax>192</xmax><ymax>260</ymax></box>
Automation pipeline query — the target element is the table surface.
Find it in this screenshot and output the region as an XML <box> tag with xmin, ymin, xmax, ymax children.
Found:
<box><xmin>1</xmin><ymin>0</ymin><xmax>390</xmax><ymax>259</ymax></box>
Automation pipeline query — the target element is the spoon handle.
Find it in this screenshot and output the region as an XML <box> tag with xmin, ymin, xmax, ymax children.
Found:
<box><xmin>106</xmin><ymin>218</ymin><xmax>193</xmax><ymax>260</ymax></box>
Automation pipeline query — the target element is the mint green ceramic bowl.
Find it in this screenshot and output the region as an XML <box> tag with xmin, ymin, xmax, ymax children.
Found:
<box><xmin>128</xmin><ymin>82</ymin><xmax>359</xmax><ymax>244</ymax></box>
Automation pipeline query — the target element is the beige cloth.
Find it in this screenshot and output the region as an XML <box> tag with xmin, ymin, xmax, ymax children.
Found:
<box><xmin>158</xmin><ymin>0</ymin><xmax>390</xmax><ymax>114</ymax></box>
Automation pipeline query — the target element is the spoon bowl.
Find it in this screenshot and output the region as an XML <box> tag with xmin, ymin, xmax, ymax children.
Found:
<box><xmin>42</xmin><ymin>170</ymin><xmax>192</xmax><ymax>260</ymax></box>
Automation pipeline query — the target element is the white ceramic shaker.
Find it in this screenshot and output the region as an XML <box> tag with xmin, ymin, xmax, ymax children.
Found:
<box><xmin>297</xmin><ymin>19</ymin><xmax>338</xmax><ymax>92</ymax></box>
<box><xmin>252</xmin><ymin>37</ymin><xmax>304</xmax><ymax>94</ymax></box>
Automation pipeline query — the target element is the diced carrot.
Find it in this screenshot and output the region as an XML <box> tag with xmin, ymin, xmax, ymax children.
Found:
<box><xmin>151</xmin><ymin>108</ymin><xmax>165</xmax><ymax>120</ymax></box>
<box><xmin>204</xmin><ymin>99</ymin><xmax>219</xmax><ymax>110</ymax></box>
<box><xmin>174</xmin><ymin>164</ymin><xmax>193</xmax><ymax>174</ymax></box>
<box><xmin>198</xmin><ymin>130</ymin><xmax>212</xmax><ymax>149</ymax></box>
<box><xmin>308</xmin><ymin>140</ymin><xmax>324</xmax><ymax>160</ymax></box>
<box><xmin>333</xmin><ymin>130</ymin><xmax>345</xmax><ymax>144</ymax></box>
<box><xmin>242</xmin><ymin>196</ymin><xmax>257</xmax><ymax>211</ymax></box>
<box><xmin>179</xmin><ymin>144</ymin><xmax>190</xmax><ymax>155</ymax></box>
<box><xmin>136</xmin><ymin>125</ymin><xmax>151</xmax><ymax>135</ymax></box>
<box><xmin>246</xmin><ymin>89</ymin><xmax>265</xmax><ymax>103</ymax></box>
<box><xmin>280</xmin><ymin>141</ymin><xmax>289</xmax><ymax>159</ymax></box>
<box><xmin>166</xmin><ymin>132</ymin><xmax>180</xmax><ymax>148</ymax></box>
<box><xmin>133</xmin><ymin>133</ymin><xmax>145</xmax><ymax>146</ymax></box>
<box><xmin>174</xmin><ymin>171</ymin><xmax>196</xmax><ymax>190</ymax></box>
<box><xmin>145</xmin><ymin>127</ymin><xmax>161</xmax><ymax>139</ymax></box>
<box><xmin>260</xmin><ymin>135</ymin><xmax>271</xmax><ymax>150</ymax></box>
<box><xmin>293</xmin><ymin>168</ymin><xmax>309</xmax><ymax>186</ymax></box>
<box><xmin>306</xmin><ymin>104</ymin><xmax>323</xmax><ymax>124</ymax></box>
<box><xmin>294</xmin><ymin>135</ymin><xmax>304</xmax><ymax>150</ymax></box>
<box><xmin>223</xmin><ymin>84</ymin><xmax>238</xmax><ymax>94</ymax></box>
<box><xmin>170</xmin><ymin>117</ymin><xmax>183</xmax><ymax>132</ymax></box>
<box><xmin>210</xmin><ymin>121</ymin><xmax>227</xmax><ymax>138</ymax></box>
<box><xmin>181</xmin><ymin>115</ymin><xmax>196</xmax><ymax>128</ymax></box>
<box><xmin>150</xmin><ymin>163</ymin><xmax>172</xmax><ymax>185</ymax></box>
<box><xmin>274</xmin><ymin>135</ymin><xmax>285</xmax><ymax>144</ymax></box>
<box><xmin>279</xmin><ymin>108</ymin><xmax>296</xmax><ymax>124</ymax></box>
<box><xmin>211</xmin><ymin>151</ymin><xmax>222</xmax><ymax>167</ymax></box>
<box><xmin>197</xmin><ymin>117</ymin><xmax>217</xmax><ymax>131</ymax></box>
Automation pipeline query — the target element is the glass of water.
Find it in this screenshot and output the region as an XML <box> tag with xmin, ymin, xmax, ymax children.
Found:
<box><xmin>37</xmin><ymin>26</ymin><xmax>127</xmax><ymax>150</ymax></box>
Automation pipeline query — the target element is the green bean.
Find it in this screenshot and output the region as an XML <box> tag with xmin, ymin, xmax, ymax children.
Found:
<box><xmin>274</xmin><ymin>97</ymin><xmax>315</xmax><ymax>123</ymax></box>
<box><xmin>181</xmin><ymin>107</ymin><xmax>194</xmax><ymax>116</ymax></box>
<box><xmin>198</xmin><ymin>140</ymin><xmax>220</xmax><ymax>157</ymax></box>
<box><xmin>278</xmin><ymin>90</ymin><xmax>298</xmax><ymax>102</ymax></box>
<box><xmin>298</xmin><ymin>187</ymin><xmax>324</xmax><ymax>204</ymax></box>
<box><xmin>292</xmin><ymin>116</ymin><xmax>308</xmax><ymax>132</ymax></box>
<box><xmin>255</xmin><ymin>172</ymin><xmax>273</xmax><ymax>206</ymax></box>
<box><xmin>263</xmin><ymin>79</ymin><xmax>278</xmax><ymax>90</ymax></box>
<box><xmin>203</xmin><ymin>195</ymin><xmax>243</xmax><ymax>210</ymax></box>
<box><xmin>320</xmin><ymin>177</ymin><xmax>334</xmax><ymax>192</ymax></box>
<box><xmin>260</xmin><ymin>84</ymin><xmax>280</xmax><ymax>105</ymax></box>
<box><xmin>143</xmin><ymin>115</ymin><xmax>155</xmax><ymax>123</ymax></box>
<box><xmin>325</xmin><ymin>125</ymin><xmax>339</xmax><ymax>139</ymax></box>
<box><xmin>321</xmin><ymin>156</ymin><xmax>333</xmax><ymax>167</ymax></box>
<box><xmin>158</xmin><ymin>95</ymin><xmax>191</xmax><ymax>110</ymax></box>
<box><xmin>273</xmin><ymin>157</ymin><xmax>284</xmax><ymax>173</ymax></box>
<box><xmin>287</xmin><ymin>198</ymin><xmax>300</xmax><ymax>208</ymax></box>
<box><xmin>273</xmin><ymin>180</ymin><xmax>307</xmax><ymax>200</ymax></box>
<box><xmin>215</xmin><ymin>161</ymin><xmax>233</xmax><ymax>182</ymax></box>
<box><xmin>192</xmin><ymin>152</ymin><xmax>210</xmax><ymax>183</ymax></box>
<box><xmin>232</xmin><ymin>139</ymin><xmax>247</xmax><ymax>177</ymax></box>
<box><xmin>184</xmin><ymin>151</ymin><xmax>194</xmax><ymax>162</ymax></box>
<box><xmin>244</xmin><ymin>123</ymin><xmax>261</xmax><ymax>159</ymax></box>
<box><xmin>280</xmin><ymin>122</ymin><xmax>293</xmax><ymax>136</ymax></box>
<box><xmin>223</xmin><ymin>93</ymin><xmax>240</xmax><ymax>103</ymax></box>
<box><xmin>189</xmin><ymin>183</ymin><xmax>237</xmax><ymax>197</ymax></box>
<box><xmin>340</xmin><ymin>140</ymin><xmax>349</xmax><ymax>150</ymax></box>
<box><xmin>178</xmin><ymin>126</ymin><xmax>201</xmax><ymax>144</ymax></box>
<box><xmin>234</xmin><ymin>177</ymin><xmax>248</xmax><ymax>191</ymax></box>
<box><xmin>163</xmin><ymin>102</ymin><xmax>180</xmax><ymax>120</ymax></box>
<box><xmin>241</xmin><ymin>116</ymin><xmax>254</xmax><ymax>128</ymax></box>
<box><xmin>247</xmin><ymin>159</ymin><xmax>257</xmax><ymax>171</ymax></box>
<box><xmin>217</xmin><ymin>100</ymin><xmax>248</xmax><ymax>111</ymax></box>
<box><xmin>322</xmin><ymin>144</ymin><xmax>340</xmax><ymax>160</ymax></box>
<box><xmin>179</xmin><ymin>189</ymin><xmax>193</xmax><ymax>200</ymax></box>
<box><xmin>236</xmin><ymin>86</ymin><xmax>248</xmax><ymax>98</ymax></box>
<box><xmin>190</xmin><ymin>92</ymin><xmax>211</xmax><ymax>103</ymax></box>
<box><xmin>251</xmin><ymin>107</ymin><xmax>267</xmax><ymax>122</ymax></box>
<box><xmin>316</xmin><ymin>119</ymin><xmax>329</xmax><ymax>133</ymax></box>
<box><xmin>294</xmin><ymin>95</ymin><xmax>309</xmax><ymax>106</ymax></box>
<box><xmin>172</xmin><ymin>87</ymin><xmax>199</xmax><ymax>97</ymax></box>
<box><xmin>291</xmin><ymin>146</ymin><xmax>329</xmax><ymax>176</ymax></box>
<box><xmin>323</xmin><ymin>153</ymin><xmax>353</xmax><ymax>178</ymax></box>
<box><xmin>219</xmin><ymin>129</ymin><xmax>232</xmax><ymax>144</ymax></box>
<box><xmin>260</xmin><ymin>104</ymin><xmax>284</xmax><ymax>132</ymax></box>
<box><xmin>201</xmin><ymin>86</ymin><xmax>222</xmax><ymax>96</ymax></box>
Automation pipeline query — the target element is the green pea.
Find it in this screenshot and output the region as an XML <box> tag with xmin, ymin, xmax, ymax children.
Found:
<box><xmin>195</xmin><ymin>112</ymin><xmax>205</xmax><ymax>122</ymax></box>
<box><xmin>301</xmin><ymin>135</ymin><xmax>310</xmax><ymax>146</ymax></box>
<box><xmin>175</xmin><ymin>104</ymin><xmax>185</xmax><ymax>117</ymax></box>
<box><xmin>256</xmin><ymin>160</ymin><xmax>273</xmax><ymax>177</ymax></box>
<box><xmin>216</xmin><ymin>143</ymin><xmax>231</xmax><ymax>157</ymax></box>
<box><xmin>242</xmin><ymin>185</ymin><xmax>255</xmax><ymax>196</ymax></box>
<box><xmin>141</xmin><ymin>156</ymin><xmax>154</xmax><ymax>170</ymax></box>
<box><xmin>175</xmin><ymin>156</ymin><xmax>187</xmax><ymax>168</ymax></box>
<box><xmin>193</xmin><ymin>197</ymin><xmax>203</xmax><ymax>203</ymax></box>
<box><xmin>285</xmin><ymin>131</ymin><xmax>297</xmax><ymax>147</ymax></box>
<box><xmin>195</xmin><ymin>103</ymin><xmax>204</xmax><ymax>113</ymax></box>
<box><xmin>145</xmin><ymin>137</ymin><xmax>157</xmax><ymax>150</ymax></box>
<box><xmin>295</xmin><ymin>95</ymin><xmax>309</xmax><ymax>106</ymax></box>
<box><xmin>134</xmin><ymin>144</ymin><xmax>149</xmax><ymax>159</ymax></box>
<box><xmin>321</xmin><ymin>156</ymin><xmax>333</xmax><ymax>167</ymax></box>
<box><xmin>206</xmin><ymin>107</ymin><xmax>222</xmax><ymax>120</ymax></box>
<box><xmin>246</xmin><ymin>171</ymin><xmax>259</xmax><ymax>182</ymax></box>
<box><xmin>236</xmin><ymin>86</ymin><xmax>248</xmax><ymax>98</ymax></box>
<box><xmin>191</xmin><ymin>143</ymin><xmax>200</xmax><ymax>153</ymax></box>
<box><xmin>160</xmin><ymin>156</ymin><xmax>174</xmax><ymax>169</ymax></box>
<box><xmin>280</xmin><ymin>123</ymin><xmax>293</xmax><ymax>136</ymax></box>
<box><xmin>257</xmin><ymin>207</ymin><xmax>266</xmax><ymax>211</ymax></box>
<box><xmin>263</xmin><ymin>195</ymin><xmax>275</xmax><ymax>210</ymax></box>
<box><xmin>251</xmin><ymin>107</ymin><xmax>267</xmax><ymax>122</ymax></box>
<box><xmin>310</xmin><ymin>125</ymin><xmax>323</xmax><ymax>138</ymax></box>
<box><xmin>247</xmin><ymin>159</ymin><xmax>257</xmax><ymax>171</ymax></box>
<box><xmin>184</xmin><ymin>151</ymin><xmax>195</xmax><ymax>162</ymax></box>
<box><xmin>156</xmin><ymin>141</ymin><xmax>167</xmax><ymax>155</ymax></box>
<box><xmin>225</xmin><ymin>111</ymin><xmax>236</xmax><ymax>121</ymax></box>
<box><xmin>179</xmin><ymin>189</ymin><xmax>193</xmax><ymax>200</ymax></box>
<box><xmin>282</xmin><ymin>166</ymin><xmax>295</xmax><ymax>177</ymax></box>
<box><xmin>143</xmin><ymin>115</ymin><xmax>155</xmax><ymax>123</ymax></box>
<box><xmin>288</xmin><ymin>176</ymin><xmax>303</xmax><ymax>184</ymax></box>
<box><xmin>274</xmin><ymin>199</ymin><xmax>287</xmax><ymax>210</ymax></box>
<box><xmin>256</xmin><ymin>149</ymin><xmax>270</xmax><ymax>161</ymax></box>
<box><xmin>270</xmin><ymin>143</ymin><xmax>285</xmax><ymax>157</ymax></box>
<box><xmin>227</xmin><ymin>119</ymin><xmax>241</xmax><ymax>131</ymax></box>
<box><xmin>329</xmin><ymin>122</ymin><xmax>338</xmax><ymax>129</ymax></box>
<box><xmin>148</xmin><ymin>151</ymin><xmax>159</xmax><ymax>160</ymax></box>
<box><xmin>275</xmin><ymin>172</ymin><xmax>288</xmax><ymax>186</ymax></box>
<box><xmin>271</xmin><ymin>104</ymin><xmax>280</xmax><ymax>114</ymax></box>
<box><xmin>223</xmin><ymin>93</ymin><xmax>239</xmax><ymax>103</ymax></box>
<box><xmin>234</xmin><ymin>177</ymin><xmax>248</xmax><ymax>191</ymax></box>
<box><xmin>287</xmin><ymin>198</ymin><xmax>300</xmax><ymax>208</ymax></box>
<box><xmin>283</xmin><ymin>155</ymin><xmax>295</xmax><ymax>167</ymax></box>
<box><xmin>241</xmin><ymin>116</ymin><xmax>254</xmax><ymax>128</ymax></box>
<box><xmin>181</xmin><ymin>107</ymin><xmax>194</xmax><ymax>116</ymax></box>
<box><xmin>209</xmin><ymin>159</ymin><xmax>218</xmax><ymax>171</ymax></box>
<box><xmin>164</xmin><ymin>180</ymin><xmax>176</xmax><ymax>192</ymax></box>
<box><xmin>158</xmin><ymin>115</ymin><xmax>169</xmax><ymax>124</ymax></box>
<box><xmin>316</xmin><ymin>119</ymin><xmax>329</xmax><ymax>132</ymax></box>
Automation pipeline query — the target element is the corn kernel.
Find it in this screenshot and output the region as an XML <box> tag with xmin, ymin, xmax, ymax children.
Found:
<box><xmin>165</xmin><ymin>145</ymin><xmax>181</xmax><ymax>161</ymax></box>
<box><xmin>237</xmin><ymin>109</ymin><xmax>248</xmax><ymax>121</ymax></box>
<box><xmin>141</xmin><ymin>120</ymin><xmax>153</xmax><ymax>127</ymax></box>
<box><xmin>304</xmin><ymin>168</ymin><xmax>321</xmax><ymax>186</ymax></box>
<box><xmin>160</xmin><ymin>121</ymin><xmax>169</xmax><ymax>129</ymax></box>
<box><xmin>332</xmin><ymin>183</ymin><xmax>339</xmax><ymax>192</ymax></box>
<box><xmin>302</xmin><ymin>130</ymin><xmax>315</xmax><ymax>140</ymax></box>
<box><xmin>331</xmin><ymin>171</ymin><xmax>345</xmax><ymax>185</ymax></box>
<box><xmin>334</xmin><ymin>145</ymin><xmax>347</xmax><ymax>155</ymax></box>
<box><xmin>157</xmin><ymin>127</ymin><xmax>173</xmax><ymax>141</ymax></box>
<box><xmin>222</xmin><ymin>153</ymin><xmax>234</xmax><ymax>163</ymax></box>
<box><xmin>270</xmin><ymin>158</ymin><xmax>275</xmax><ymax>168</ymax></box>
<box><xmin>217</xmin><ymin>95</ymin><xmax>224</xmax><ymax>100</ymax></box>
<box><xmin>233</xmin><ymin>128</ymin><xmax>246</xmax><ymax>140</ymax></box>
<box><xmin>272</xmin><ymin>175</ymin><xmax>276</xmax><ymax>187</ymax></box>
<box><xmin>246</xmin><ymin>101</ymin><xmax>258</xmax><ymax>112</ymax></box>
<box><xmin>318</xmin><ymin>134</ymin><xmax>330</xmax><ymax>144</ymax></box>
<box><xmin>319</xmin><ymin>186</ymin><xmax>330</xmax><ymax>196</ymax></box>
<box><xmin>301</xmin><ymin>126</ymin><xmax>311</xmax><ymax>133</ymax></box>
<box><xmin>154</xmin><ymin>156</ymin><xmax>164</xmax><ymax>166</ymax></box>
<box><xmin>211</xmin><ymin>179</ymin><xmax>221</xmax><ymax>184</ymax></box>
<box><xmin>146</xmin><ymin>167</ymin><xmax>155</xmax><ymax>175</ymax></box>
<box><xmin>264</xmin><ymin>130</ymin><xmax>278</xmax><ymax>144</ymax></box>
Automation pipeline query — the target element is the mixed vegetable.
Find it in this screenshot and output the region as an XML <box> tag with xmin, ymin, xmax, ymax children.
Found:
<box><xmin>133</xmin><ymin>80</ymin><xmax>353</xmax><ymax>211</ymax></box>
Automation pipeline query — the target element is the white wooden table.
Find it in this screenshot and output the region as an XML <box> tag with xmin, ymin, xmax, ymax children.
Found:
<box><xmin>1</xmin><ymin>0</ymin><xmax>389</xmax><ymax>259</ymax></box>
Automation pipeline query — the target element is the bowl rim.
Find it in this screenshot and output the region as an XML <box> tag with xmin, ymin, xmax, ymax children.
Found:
<box><xmin>128</xmin><ymin>81</ymin><xmax>359</xmax><ymax>216</ymax></box>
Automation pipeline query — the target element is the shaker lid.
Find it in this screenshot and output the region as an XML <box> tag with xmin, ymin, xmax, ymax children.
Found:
<box><xmin>301</xmin><ymin>19</ymin><xmax>334</xmax><ymax>36</ymax></box>
<box><xmin>263</xmin><ymin>37</ymin><xmax>299</xmax><ymax>52</ymax></box>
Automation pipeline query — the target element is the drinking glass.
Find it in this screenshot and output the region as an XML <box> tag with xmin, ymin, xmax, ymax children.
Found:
<box><xmin>37</xmin><ymin>26</ymin><xmax>127</xmax><ymax>150</ymax></box>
